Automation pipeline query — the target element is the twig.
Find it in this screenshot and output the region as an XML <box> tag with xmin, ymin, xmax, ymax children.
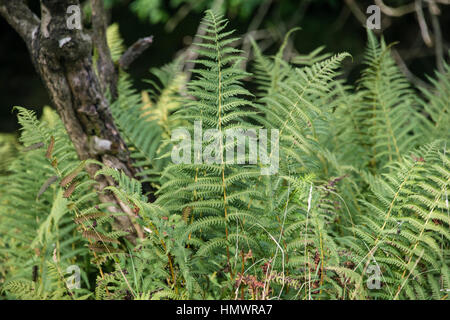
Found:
<box><xmin>427</xmin><ymin>0</ymin><xmax>442</xmax><ymax>14</ymax></box>
<box><xmin>428</xmin><ymin>1</ymin><xmax>445</xmax><ymax>72</ymax></box>
<box><xmin>182</xmin><ymin>0</ymin><xmax>224</xmax><ymax>81</ymax></box>
<box><xmin>344</xmin><ymin>0</ymin><xmax>368</xmax><ymax>27</ymax></box>
<box><xmin>165</xmin><ymin>3</ymin><xmax>191</xmax><ymax>33</ymax></box>
<box><xmin>284</xmin><ymin>0</ymin><xmax>312</xmax><ymax>61</ymax></box>
<box><xmin>374</xmin><ymin>0</ymin><xmax>416</xmax><ymax>17</ymax></box>
<box><xmin>119</xmin><ymin>36</ymin><xmax>154</xmax><ymax>70</ymax></box>
<box><xmin>429</xmin><ymin>0</ymin><xmax>450</xmax><ymax>4</ymax></box>
<box><xmin>248</xmin><ymin>0</ymin><xmax>272</xmax><ymax>34</ymax></box>
<box><xmin>91</xmin><ymin>0</ymin><xmax>118</xmax><ymax>98</ymax></box>
<box><xmin>330</xmin><ymin>5</ymin><xmax>351</xmax><ymax>33</ymax></box>
<box><xmin>416</xmin><ymin>0</ymin><xmax>434</xmax><ymax>47</ymax></box>
<box><xmin>0</xmin><ymin>0</ymin><xmax>39</xmax><ymax>46</ymax></box>
<box><xmin>391</xmin><ymin>48</ymin><xmax>433</xmax><ymax>90</ymax></box>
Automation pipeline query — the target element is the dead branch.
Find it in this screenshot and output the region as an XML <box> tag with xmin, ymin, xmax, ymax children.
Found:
<box><xmin>119</xmin><ymin>36</ymin><xmax>154</xmax><ymax>70</ymax></box>
<box><xmin>0</xmin><ymin>0</ymin><xmax>145</xmax><ymax>243</ymax></box>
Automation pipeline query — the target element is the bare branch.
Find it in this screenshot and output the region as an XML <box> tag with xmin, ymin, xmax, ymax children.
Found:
<box><xmin>0</xmin><ymin>0</ymin><xmax>145</xmax><ymax>242</ymax></box>
<box><xmin>182</xmin><ymin>0</ymin><xmax>224</xmax><ymax>81</ymax></box>
<box><xmin>391</xmin><ymin>48</ymin><xmax>433</xmax><ymax>90</ymax></box>
<box><xmin>429</xmin><ymin>0</ymin><xmax>450</xmax><ymax>4</ymax></box>
<box><xmin>415</xmin><ymin>0</ymin><xmax>434</xmax><ymax>47</ymax></box>
<box><xmin>427</xmin><ymin>0</ymin><xmax>442</xmax><ymax>14</ymax></box>
<box><xmin>119</xmin><ymin>36</ymin><xmax>154</xmax><ymax>70</ymax></box>
<box><xmin>241</xmin><ymin>0</ymin><xmax>272</xmax><ymax>70</ymax></box>
<box><xmin>0</xmin><ymin>0</ymin><xmax>40</xmax><ymax>46</ymax></box>
<box><xmin>344</xmin><ymin>0</ymin><xmax>368</xmax><ymax>27</ymax></box>
<box><xmin>374</xmin><ymin>0</ymin><xmax>416</xmax><ymax>17</ymax></box>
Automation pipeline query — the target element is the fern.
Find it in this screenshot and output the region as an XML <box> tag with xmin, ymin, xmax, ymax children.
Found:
<box><xmin>1</xmin><ymin>13</ymin><xmax>449</xmax><ymax>301</ymax></box>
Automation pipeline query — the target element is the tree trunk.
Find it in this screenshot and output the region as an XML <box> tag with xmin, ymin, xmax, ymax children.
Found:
<box><xmin>0</xmin><ymin>0</ymin><xmax>144</xmax><ymax>242</ymax></box>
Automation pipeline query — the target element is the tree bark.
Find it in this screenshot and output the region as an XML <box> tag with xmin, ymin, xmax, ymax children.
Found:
<box><xmin>0</xmin><ymin>0</ymin><xmax>143</xmax><ymax>242</ymax></box>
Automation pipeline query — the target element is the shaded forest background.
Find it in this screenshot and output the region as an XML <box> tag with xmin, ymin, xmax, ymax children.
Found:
<box><xmin>0</xmin><ymin>0</ymin><xmax>449</xmax><ymax>132</ymax></box>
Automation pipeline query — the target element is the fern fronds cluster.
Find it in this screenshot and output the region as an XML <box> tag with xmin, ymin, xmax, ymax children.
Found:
<box><xmin>1</xmin><ymin>11</ymin><xmax>449</xmax><ymax>300</ymax></box>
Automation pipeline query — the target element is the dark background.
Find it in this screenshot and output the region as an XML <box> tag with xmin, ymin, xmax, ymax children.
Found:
<box><xmin>1</xmin><ymin>0</ymin><xmax>449</xmax><ymax>133</ymax></box>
